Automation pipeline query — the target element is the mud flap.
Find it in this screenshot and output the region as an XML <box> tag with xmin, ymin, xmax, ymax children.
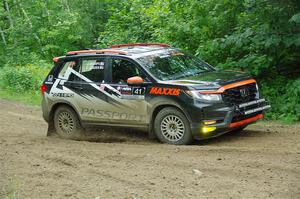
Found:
<box><xmin>46</xmin><ymin>121</ymin><xmax>55</xmax><ymax>136</ymax></box>
<box><xmin>148</xmin><ymin>125</ymin><xmax>156</xmax><ymax>139</ymax></box>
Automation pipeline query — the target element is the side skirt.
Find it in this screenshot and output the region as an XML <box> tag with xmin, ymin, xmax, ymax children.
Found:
<box><xmin>81</xmin><ymin>121</ymin><xmax>149</xmax><ymax>130</ymax></box>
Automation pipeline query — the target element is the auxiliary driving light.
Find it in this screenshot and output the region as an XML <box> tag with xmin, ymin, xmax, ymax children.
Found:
<box><xmin>202</xmin><ymin>126</ymin><xmax>216</xmax><ymax>134</ymax></box>
<box><xmin>203</xmin><ymin>120</ymin><xmax>216</xmax><ymax>125</ymax></box>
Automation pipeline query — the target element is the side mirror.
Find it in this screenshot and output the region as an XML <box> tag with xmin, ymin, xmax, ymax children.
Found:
<box><xmin>127</xmin><ymin>76</ymin><xmax>144</xmax><ymax>85</ymax></box>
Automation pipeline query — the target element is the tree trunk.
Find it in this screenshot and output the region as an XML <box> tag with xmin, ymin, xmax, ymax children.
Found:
<box><xmin>0</xmin><ymin>25</ymin><xmax>7</xmax><ymax>45</ymax></box>
<box><xmin>64</xmin><ymin>0</ymin><xmax>71</xmax><ymax>13</ymax></box>
<box><xmin>3</xmin><ymin>0</ymin><xmax>14</xmax><ymax>29</ymax></box>
<box><xmin>44</xmin><ymin>0</ymin><xmax>51</xmax><ymax>23</ymax></box>
<box><xmin>19</xmin><ymin>3</ymin><xmax>42</xmax><ymax>45</ymax></box>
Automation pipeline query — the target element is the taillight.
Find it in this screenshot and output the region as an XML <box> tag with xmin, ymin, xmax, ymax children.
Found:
<box><xmin>40</xmin><ymin>84</ymin><xmax>48</xmax><ymax>95</ymax></box>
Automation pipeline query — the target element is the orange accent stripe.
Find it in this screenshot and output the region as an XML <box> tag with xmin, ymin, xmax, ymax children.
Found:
<box><xmin>200</xmin><ymin>79</ymin><xmax>256</xmax><ymax>94</ymax></box>
<box><xmin>67</xmin><ymin>49</ymin><xmax>127</xmax><ymax>55</ymax></box>
<box><xmin>229</xmin><ymin>114</ymin><xmax>263</xmax><ymax>128</ymax></box>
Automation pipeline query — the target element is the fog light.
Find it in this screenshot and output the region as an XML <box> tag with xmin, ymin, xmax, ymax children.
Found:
<box><xmin>202</xmin><ymin>126</ymin><xmax>216</xmax><ymax>134</ymax></box>
<box><xmin>203</xmin><ymin>120</ymin><xmax>216</xmax><ymax>125</ymax></box>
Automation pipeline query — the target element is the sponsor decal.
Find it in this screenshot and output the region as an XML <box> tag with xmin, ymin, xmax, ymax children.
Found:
<box><xmin>149</xmin><ymin>87</ymin><xmax>181</xmax><ymax>96</ymax></box>
<box><xmin>45</xmin><ymin>75</ymin><xmax>54</xmax><ymax>84</ymax></box>
<box><xmin>51</xmin><ymin>92</ymin><xmax>74</xmax><ymax>97</ymax></box>
<box><xmin>81</xmin><ymin>108</ymin><xmax>145</xmax><ymax>121</ymax></box>
<box><xmin>47</xmin><ymin>75</ymin><xmax>54</xmax><ymax>82</ymax></box>
<box><xmin>121</xmin><ymin>87</ymin><xmax>132</xmax><ymax>95</ymax></box>
<box><xmin>93</xmin><ymin>62</ymin><xmax>105</xmax><ymax>70</ymax></box>
<box><xmin>114</xmin><ymin>86</ymin><xmax>146</xmax><ymax>96</ymax></box>
<box><xmin>45</xmin><ymin>81</ymin><xmax>54</xmax><ymax>85</ymax></box>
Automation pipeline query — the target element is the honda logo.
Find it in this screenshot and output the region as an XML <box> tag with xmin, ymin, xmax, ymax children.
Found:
<box><xmin>240</xmin><ymin>88</ymin><xmax>248</xmax><ymax>97</ymax></box>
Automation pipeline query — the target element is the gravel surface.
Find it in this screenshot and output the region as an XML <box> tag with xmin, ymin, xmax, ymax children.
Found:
<box><xmin>0</xmin><ymin>99</ymin><xmax>299</xmax><ymax>199</ymax></box>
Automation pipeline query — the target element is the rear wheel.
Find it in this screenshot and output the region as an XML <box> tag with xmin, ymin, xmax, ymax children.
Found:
<box><xmin>154</xmin><ymin>107</ymin><xmax>192</xmax><ymax>145</ymax></box>
<box><xmin>54</xmin><ymin>105</ymin><xmax>84</xmax><ymax>140</ymax></box>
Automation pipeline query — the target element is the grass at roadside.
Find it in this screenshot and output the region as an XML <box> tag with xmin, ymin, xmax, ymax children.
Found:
<box><xmin>0</xmin><ymin>177</ymin><xmax>21</xmax><ymax>199</ymax></box>
<box><xmin>0</xmin><ymin>190</ymin><xmax>19</xmax><ymax>199</ymax></box>
<box><xmin>0</xmin><ymin>64</ymin><xmax>50</xmax><ymax>106</ymax></box>
<box><xmin>0</xmin><ymin>89</ymin><xmax>41</xmax><ymax>106</ymax></box>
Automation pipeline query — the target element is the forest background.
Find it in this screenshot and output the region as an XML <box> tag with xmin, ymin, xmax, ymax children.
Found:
<box><xmin>0</xmin><ymin>0</ymin><xmax>299</xmax><ymax>122</ymax></box>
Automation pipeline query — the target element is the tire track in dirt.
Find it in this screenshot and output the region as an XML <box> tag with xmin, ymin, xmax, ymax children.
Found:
<box><xmin>0</xmin><ymin>99</ymin><xmax>299</xmax><ymax>199</ymax></box>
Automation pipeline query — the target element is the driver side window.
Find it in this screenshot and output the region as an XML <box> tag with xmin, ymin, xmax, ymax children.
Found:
<box><xmin>111</xmin><ymin>58</ymin><xmax>147</xmax><ymax>84</ymax></box>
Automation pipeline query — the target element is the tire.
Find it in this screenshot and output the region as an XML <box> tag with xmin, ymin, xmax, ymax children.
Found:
<box><xmin>154</xmin><ymin>107</ymin><xmax>193</xmax><ymax>145</ymax></box>
<box><xmin>54</xmin><ymin>105</ymin><xmax>84</xmax><ymax>140</ymax></box>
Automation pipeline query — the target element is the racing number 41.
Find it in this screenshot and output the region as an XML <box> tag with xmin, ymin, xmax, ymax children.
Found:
<box><xmin>133</xmin><ymin>88</ymin><xmax>145</xmax><ymax>95</ymax></box>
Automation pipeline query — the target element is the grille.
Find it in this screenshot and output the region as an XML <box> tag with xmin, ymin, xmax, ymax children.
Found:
<box><xmin>222</xmin><ymin>83</ymin><xmax>258</xmax><ymax>104</ymax></box>
<box><xmin>231</xmin><ymin>111</ymin><xmax>263</xmax><ymax>123</ymax></box>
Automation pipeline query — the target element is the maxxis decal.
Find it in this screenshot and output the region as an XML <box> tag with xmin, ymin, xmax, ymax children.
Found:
<box><xmin>149</xmin><ymin>87</ymin><xmax>181</xmax><ymax>96</ymax></box>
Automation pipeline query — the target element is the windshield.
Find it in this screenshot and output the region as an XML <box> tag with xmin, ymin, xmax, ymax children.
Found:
<box><xmin>137</xmin><ymin>50</ymin><xmax>215</xmax><ymax>80</ymax></box>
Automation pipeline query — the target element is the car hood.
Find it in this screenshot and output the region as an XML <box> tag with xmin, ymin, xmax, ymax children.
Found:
<box><xmin>163</xmin><ymin>70</ymin><xmax>253</xmax><ymax>89</ymax></box>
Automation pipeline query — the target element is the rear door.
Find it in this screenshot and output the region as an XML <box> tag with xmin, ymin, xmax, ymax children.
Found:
<box><xmin>104</xmin><ymin>57</ymin><xmax>150</xmax><ymax>125</ymax></box>
<box><xmin>61</xmin><ymin>56</ymin><xmax>150</xmax><ymax>126</ymax></box>
<box><xmin>73</xmin><ymin>56</ymin><xmax>115</xmax><ymax>123</ymax></box>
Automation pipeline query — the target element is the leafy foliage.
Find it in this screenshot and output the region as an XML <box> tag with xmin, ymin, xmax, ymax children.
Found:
<box><xmin>0</xmin><ymin>0</ymin><xmax>299</xmax><ymax>121</ymax></box>
<box><xmin>0</xmin><ymin>64</ymin><xmax>51</xmax><ymax>92</ymax></box>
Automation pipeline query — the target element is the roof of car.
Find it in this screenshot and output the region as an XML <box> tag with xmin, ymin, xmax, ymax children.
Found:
<box><xmin>53</xmin><ymin>43</ymin><xmax>177</xmax><ymax>62</ymax></box>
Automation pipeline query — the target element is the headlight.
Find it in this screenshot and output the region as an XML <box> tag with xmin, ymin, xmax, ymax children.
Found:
<box><xmin>185</xmin><ymin>90</ymin><xmax>222</xmax><ymax>102</ymax></box>
<box><xmin>255</xmin><ymin>83</ymin><xmax>260</xmax><ymax>99</ymax></box>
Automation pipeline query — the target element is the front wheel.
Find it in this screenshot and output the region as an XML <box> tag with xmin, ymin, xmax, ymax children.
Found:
<box><xmin>54</xmin><ymin>105</ymin><xmax>84</xmax><ymax>140</ymax></box>
<box><xmin>154</xmin><ymin>107</ymin><xmax>192</xmax><ymax>145</ymax></box>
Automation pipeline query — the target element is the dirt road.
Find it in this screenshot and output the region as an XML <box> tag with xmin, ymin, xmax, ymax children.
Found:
<box><xmin>0</xmin><ymin>100</ymin><xmax>299</xmax><ymax>199</ymax></box>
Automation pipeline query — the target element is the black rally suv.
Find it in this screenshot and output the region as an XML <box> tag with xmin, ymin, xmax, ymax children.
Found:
<box><xmin>41</xmin><ymin>43</ymin><xmax>270</xmax><ymax>145</ymax></box>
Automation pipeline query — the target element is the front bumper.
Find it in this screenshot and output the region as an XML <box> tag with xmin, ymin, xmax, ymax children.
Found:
<box><xmin>191</xmin><ymin>98</ymin><xmax>270</xmax><ymax>140</ymax></box>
